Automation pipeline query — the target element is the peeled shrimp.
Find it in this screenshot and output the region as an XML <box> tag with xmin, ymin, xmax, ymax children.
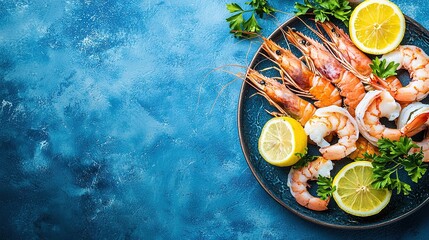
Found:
<box><xmin>378</xmin><ymin>45</ymin><xmax>429</xmax><ymax>102</ymax></box>
<box><xmin>286</xmin><ymin>28</ymin><xmax>366</xmax><ymax>116</ymax></box>
<box><xmin>261</xmin><ymin>38</ymin><xmax>342</xmax><ymax>108</ymax></box>
<box><xmin>304</xmin><ymin>106</ymin><xmax>359</xmax><ymax>160</ymax></box>
<box><xmin>287</xmin><ymin>157</ymin><xmax>334</xmax><ymax>211</ymax></box>
<box><xmin>355</xmin><ymin>90</ymin><xmax>402</xmax><ymax>146</ymax></box>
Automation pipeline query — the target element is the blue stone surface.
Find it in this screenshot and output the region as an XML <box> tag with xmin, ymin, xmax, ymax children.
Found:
<box><xmin>0</xmin><ymin>0</ymin><xmax>428</xmax><ymax>239</ymax></box>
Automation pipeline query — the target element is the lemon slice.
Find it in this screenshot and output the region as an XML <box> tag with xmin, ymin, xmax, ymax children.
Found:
<box><xmin>349</xmin><ymin>0</ymin><xmax>405</xmax><ymax>55</ymax></box>
<box><xmin>332</xmin><ymin>161</ymin><xmax>392</xmax><ymax>217</ymax></box>
<box><xmin>258</xmin><ymin>117</ymin><xmax>307</xmax><ymax>167</ymax></box>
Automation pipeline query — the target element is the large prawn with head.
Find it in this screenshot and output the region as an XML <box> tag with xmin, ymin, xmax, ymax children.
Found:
<box><xmin>314</xmin><ymin>21</ymin><xmax>403</xmax><ymax>90</ymax></box>
<box><xmin>260</xmin><ymin>38</ymin><xmax>342</xmax><ymax>108</ymax></box>
<box><xmin>308</xmin><ymin>22</ymin><xmax>429</xmax><ymax>104</ymax></box>
<box><xmin>285</xmin><ymin>28</ymin><xmax>366</xmax><ymax>117</ymax></box>
<box><xmin>244</xmin><ymin>68</ymin><xmax>316</xmax><ymax>126</ymax></box>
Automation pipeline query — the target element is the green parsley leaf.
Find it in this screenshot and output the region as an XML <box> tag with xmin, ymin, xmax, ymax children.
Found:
<box><xmin>243</xmin><ymin>13</ymin><xmax>262</xmax><ymax>36</ymax></box>
<box><xmin>370</xmin><ymin>57</ymin><xmax>400</xmax><ymax>79</ymax></box>
<box><xmin>294</xmin><ymin>1</ymin><xmax>311</xmax><ymax>15</ymax></box>
<box><xmin>226</xmin><ymin>3</ymin><xmax>244</xmax><ymax>13</ymax></box>
<box><xmin>226</xmin><ymin>13</ymin><xmax>244</xmax><ymax>33</ymax></box>
<box><xmin>363</xmin><ymin>137</ymin><xmax>427</xmax><ymax>195</ymax></box>
<box><xmin>293</xmin><ymin>150</ymin><xmax>318</xmax><ymax>169</ymax></box>
<box><xmin>226</xmin><ymin>0</ymin><xmax>277</xmax><ymax>38</ymax></box>
<box><xmin>317</xmin><ymin>176</ymin><xmax>336</xmax><ymax>200</ymax></box>
<box><xmin>294</xmin><ymin>0</ymin><xmax>352</xmax><ymax>27</ymax></box>
<box><xmin>246</xmin><ymin>0</ymin><xmax>275</xmax><ymax>17</ymax></box>
<box><xmin>403</xmin><ymin>151</ymin><xmax>428</xmax><ymax>183</ymax></box>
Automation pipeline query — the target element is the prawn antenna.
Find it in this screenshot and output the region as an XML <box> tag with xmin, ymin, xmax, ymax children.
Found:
<box><xmin>209</xmin><ymin>74</ymin><xmax>240</xmax><ymax>115</ymax></box>
<box><xmin>197</xmin><ymin>64</ymin><xmax>247</xmax><ymax>110</ymax></box>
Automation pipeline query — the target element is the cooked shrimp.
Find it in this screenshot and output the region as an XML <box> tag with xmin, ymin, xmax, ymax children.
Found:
<box><xmin>355</xmin><ymin>90</ymin><xmax>402</xmax><ymax>146</ymax></box>
<box><xmin>314</xmin><ymin>21</ymin><xmax>403</xmax><ymax>91</ymax></box>
<box><xmin>377</xmin><ymin>45</ymin><xmax>429</xmax><ymax>102</ymax></box>
<box><xmin>245</xmin><ymin>68</ymin><xmax>316</xmax><ymax>125</ymax></box>
<box><xmin>397</xmin><ymin>102</ymin><xmax>429</xmax><ymax>162</ymax></box>
<box><xmin>287</xmin><ymin>157</ymin><xmax>334</xmax><ymax>211</ymax></box>
<box><xmin>286</xmin><ymin>28</ymin><xmax>366</xmax><ymax>116</ymax></box>
<box><xmin>304</xmin><ymin>106</ymin><xmax>359</xmax><ymax>160</ymax></box>
<box><xmin>261</xmin><ymin>38</ymin><xmax>342</xmax><ymax>108</ymax></box>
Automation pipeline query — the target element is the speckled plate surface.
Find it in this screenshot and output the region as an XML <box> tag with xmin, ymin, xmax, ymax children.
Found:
<box><xmin>238</xmin><ymin>15</ymin><xmax>429</xmax><ymax>229</ymax></box>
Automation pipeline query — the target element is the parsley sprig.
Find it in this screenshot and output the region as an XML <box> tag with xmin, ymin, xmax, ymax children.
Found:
<box><xmin>317</xmin><ymin>176</ymin><xmax>336</xmax><ymax>200</ymax></box>
<box><xmin>363</xmin><ymin>137</ymin><xmax>427</xmax><ymax>195</ymax></box>
<box><xmin>226</xmin><ymin>0</ymin><xmax>276</xmax><ymax>38</ymax></box>
<box><xmin>370</xmin><ymin>57</ymin><xmax>400</xmax><ymax>79</ymax></box>
<box><xmin>294</xmin><ymin>0</ymin><xmax>352</xmax><ymax>27</ymax></box>
<box><xmin>293</xmin><ymin>150</ymin><xmax>318</xmax><ymax>169</ymax></box>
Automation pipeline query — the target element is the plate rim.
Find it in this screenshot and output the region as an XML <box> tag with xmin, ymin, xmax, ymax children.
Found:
<box><xmin>237</xmin><ymin>14</ymin><xmax>429</xmax><ymax>229</ymax></box>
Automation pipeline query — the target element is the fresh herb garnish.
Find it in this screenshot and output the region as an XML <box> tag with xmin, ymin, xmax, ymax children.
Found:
<box><xmin>294</xmin><ymin>0</ymin><xmax>352</xmax><ymax>27</ymax></box>
<box><xmin>370</xmin><ymin>57</ymin><xmax>400</xmax><ymax>79</ymax></box>
<box><xmin>293</xmin><ymin>150</ymin><xmax>318</xmax><ymax>169</ymax></box>
<box><xmin>363</xmin><ymin>137</ymin><xmax>427</xmax><ymax>195</ymax></box>
<box><xmin>226</xmin><ymin>0</ymin><xmax>276</xmax><ymax>38</ymax></box>
<box><xmin>317</xmin><ymin>176</ymin><xmax>336</xmax><ymax>200</ymax></box>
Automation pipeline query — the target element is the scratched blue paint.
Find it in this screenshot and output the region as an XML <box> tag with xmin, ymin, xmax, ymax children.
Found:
<box><xmin>1</xmin><ymin>0</ymin><xmax>429</xmax><ymax>239</ymax></box>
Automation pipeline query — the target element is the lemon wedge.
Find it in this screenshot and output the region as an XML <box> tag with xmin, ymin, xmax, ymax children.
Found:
<box><xmin>349</xmin><ymin>0</ymin><xmax>405</xmax><ymax>55</ymax></box>
<box><xmin>332</xmin><ymin>161</ymin><xmax>392</xmax><ymax>217</ymax></box>
<box><xmin>258</xmin><ymin>117</ymin><xmax>307</xmax><ymax>167</ymax></box>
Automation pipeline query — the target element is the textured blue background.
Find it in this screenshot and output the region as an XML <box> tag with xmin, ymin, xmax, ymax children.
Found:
<box><xmin>0</xmin><ymin>0</ymin><xmax>428</xmax><ymax>239</ymax></box>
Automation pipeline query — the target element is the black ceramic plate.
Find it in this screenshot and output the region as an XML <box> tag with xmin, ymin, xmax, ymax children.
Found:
<box><xmin>238</xmin><ymin>15</ymin><xmax>429</xmax><ymax>229</ymax></box>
